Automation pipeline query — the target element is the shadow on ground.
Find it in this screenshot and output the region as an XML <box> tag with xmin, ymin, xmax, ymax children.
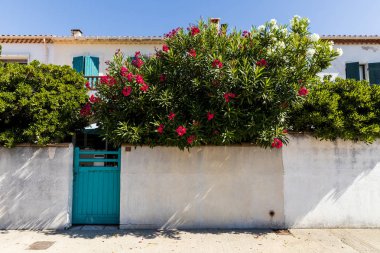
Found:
<box><xmin>42</xmin><ymin>228</ymin><xmax>274</xmax><ymax>240</ymax></box>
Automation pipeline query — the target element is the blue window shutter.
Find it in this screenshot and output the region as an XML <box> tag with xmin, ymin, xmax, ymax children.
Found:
<box><xmin>345</xmin><ymin>62</ymin><xmax>360</xmax><ymax>80</ymax></box>
<box><xmin>368</xmin><ymin>63</ymin><xmax>380</xmax><ymax>85</ymax></box>
<box><xmin>84</xmin><ymin>56</ymin><xmax>99</xmax><ymax>76</ymax></box>
<box><xmin>73</xmin><ymin>56</ymin><xmax>84</xmax><ymax>74</ymax></box>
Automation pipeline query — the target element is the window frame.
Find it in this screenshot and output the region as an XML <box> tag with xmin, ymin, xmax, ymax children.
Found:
<box><xmin>359</xmin><ymin>64</ymin><xmax>367</xmax><ymax>81</ymax></box>
<box><xmin>0</xmin><ymin>54</ymin><xmax>29</xmax><ymax>64</ymax></box>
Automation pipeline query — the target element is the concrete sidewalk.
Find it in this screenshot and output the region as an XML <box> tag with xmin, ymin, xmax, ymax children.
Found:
<box><xmin>1</xmin><ymin>228</ymin><xmax>380</xmax><ymax>253</ymax></box>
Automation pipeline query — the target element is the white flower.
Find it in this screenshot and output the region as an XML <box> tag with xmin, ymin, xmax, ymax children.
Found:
<box><xmin>272</xmin><ymin>37</ymin><xmax>277</xmax><ymax>42</ymax></box>
<box><xmin>306</xmin><ymin>48</ymin><xmax>316</xmax><ymax>57</ymax></box>
<box><xmin>271</xmin><ymin>24</ymin><xmax>279</xmax><ymax>30</ymax></box>
<box><xmin>258</xmin><ymin>25</ymin><xmax>265</xmax><ymax>31</ymax></box>
<box><xmin>293</xmin><ymin>15</ymin><xmax>301</xmax><ymax>20</ymax></box>
<box><xmin>277</xmin><ymin>41</ymin><xmax>286</xmax><ymax>49</ymax></box>
<box><xmin>328</xmin><ymin>41</ymin><xmax>335</xmax><ymax>50</ymax></box>
<box><xmin>281</xmin><ymin>28</ymin><xmax>288</xmax><ymax>35</ymax></box>
<box><xmin>336</xmin><ymin>48</ymin><xmax>343</xmax><ymax>56</ymax></box>
<box><xmin>309</xmin><ymin>33</ymin><xmax>320</xmax><ymax>42</ymax></box>
<box><xmin>270</xmin><ymin>19</ymin><xmax>277</xmax><ymax>25</ymax></box>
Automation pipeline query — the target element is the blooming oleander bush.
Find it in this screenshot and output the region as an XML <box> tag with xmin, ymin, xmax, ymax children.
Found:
<box><xmin>92</xmin><ymin>17</ymin><xmax>340</xmax><ymax>149</ymax></box>
<box><xmin>0</xmin><ymin>61</ymin><xmax>88</xmax><ymax>147</ymax></box>
<box><xmin>289</xmin><ymin>77</ymin><xmax>380</xmax><ymax>143</ymax></box>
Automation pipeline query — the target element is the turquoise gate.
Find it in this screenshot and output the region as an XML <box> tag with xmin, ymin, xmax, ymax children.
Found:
<box><xmin>72</xmin><ymin>148</ymin><xmax>121</xmax><ymax>225</ymax></box>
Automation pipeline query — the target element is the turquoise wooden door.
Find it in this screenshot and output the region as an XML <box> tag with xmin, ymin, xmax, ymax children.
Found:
<box><xmin>72</xmin><ymin>148</ymin><xmax>121</xmax><ymax>225</ymax></box>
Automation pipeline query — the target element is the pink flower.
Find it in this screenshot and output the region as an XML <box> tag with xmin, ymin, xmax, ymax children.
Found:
<box><xmin>162</xmin><ymin>44</ymin><xmax>170</xmax><ymax>52</ymax></box>
<box><xmin>207</xmin><ymin>112</ymin><xmax>214</xmax><ymax>121</ymax></box>
<box><xmin>159</xmin><ymin>74</ymin><xmax>166</xmax><ymax>82</ymax></box>
<box><xmin>89</xmin><ymin>94</ymin><xmax>100</xmax><ymax>104</ymax></box>
<box><xmin>135</xmin><ymin>75</ymin><xmax>144</xmax><ymax>84</ymax></box>
<box><xmin>164</xmin><ymin>27</ymin><xmax>181</xmax><ymax>38</ymax></box>
<box><xmin>105</xmin><ymin>60</ymin><xmax>110</xmax><ymax>65</ymax></box>
<box><xmin>188</xmin><ymin>49</ymin><xmax>196</xmax><ymax>57</ymax></box>
<box><xmin>256</xmin><ymin>58</ymin><xmax>268</xmax><ymax>67</ymax></box>
<box><xmin>223</xmin><ymin>92</ymin><xmax>236</xmax><ymax>103</ymax></box>
<box><xmin>122</xmin><ymin>86</ymin><xmax>132</xmax><ymax>97</ymax></box>
<box><xmin>80</xmin><ymin>103</ymin><xmax>91</xmax><ymax>117</ymax></box>
<box><xmin>100</xmin><ymin>75</ymin><xmax>109</xmax><ymax>84</ymax></box>
<box><xmin>189</xmin><ymin>26</ymin><xmax>200</xmax><ymax>36</ymax></box>
<box><xmin>168</xmin><ymin>112</ymin><xmax>176</xmax><ymax>120</ymax></box>
<box><xmin>283</xmin><ymin>129</ymin><xmax>288</xmax><ymax>134</ymax></box>
<box><xmin>271</xmin><ymin>138</ymin><xmax>283</xmax><ymax>149</ymax></box>
<box><xmin>140</xmin><ymin>83</ymin><xmax>149</xmax><ymax>92</ymax></box>
<box><xmin>132</xmin><ymin>58</ymin><xmax>144</xmax><ymax>68</ymax></box>
<box><xmin>157</xmin><ymin>124</ymin><xmax>164</xmax><ymax>134</ymax></box>
<box><xmin>135</xmin><ymin>51</ymin><xmax>141</xmax><ymax>57</ymax></box>
<box><xmin>126</xmin><ymin>72</ymin><xmax>134</xmax><ymax>82</ymax></box>
<box><xmin>120</xmin><ymin>66</ymin><xmax>128</xmax><ymax>76</ymax></box>
<box><xmin>176</xmin><ymin>126</ymin><xmax>187</xmax><ymax>136</ymax></box>
<box><xmin>100</xmin><ymin>75</ymin><xmax>116</xmax><ymax>86</ymax></box>
<box><xmin>242</xmin><ymin>30</ymin><xmax>251</xmax><ymax>37</ymax></box>
<box><xmin>108</xmin><ymin>76</ymin><xmax>116</xmax><ymax>86</ymax></box>
<box><xmin>187</xmin><ymin>135</ymin><xmax>196</xmax><ymax>144</ymax></box>
<box><xmin>85</xmin><ymin>81</ymin><xmax>91</xmax><ymax>89</ymax></box>
<box><xmin>212</xmin><ymin>59</ymin><xmax>223</xmax><ymax>68</ymax></box>
<box><xmin>298</xmin><ymin>86</ymin><xmax>309</xmax><ymax>96</ymax></box>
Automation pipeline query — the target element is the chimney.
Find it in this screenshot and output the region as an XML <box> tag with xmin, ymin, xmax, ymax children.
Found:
<box><xmin>210</xmin><ymin>18</ymin><xmax>221</xmax><ymax>31</ymax></box>
<box><xmin>71</xmin><ymin>29</ymin><xmax>83</xmax><ymax>38</ymax></box>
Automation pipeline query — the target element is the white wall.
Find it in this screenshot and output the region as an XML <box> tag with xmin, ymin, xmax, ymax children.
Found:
<box><xmin>0</xmin><ymin>144</ymin><xmax>73</xmax><ymax>229</ymax></box>
<box><xmin>283</xmin><ymin>135</ymin><xmax>380</xmax><ymax>228</ymax></box>
<box><xmin>52</xmin><ymin>43</ymin><xmax>161</xmax><ymax>75</ymax></box>
<box><xmin>120</xmin><ymin>145</ymin><xmax>284</xmax><ymax>229</ymax></box>
<box><xmin>0</xmin><ymin>43</ymin><xmax>50</xmax><ymax>63</ymax></box>
<box><xmin>1</xmin><ymin>42</ymin><xmax>161</xmax><ymax>74</ymax></box>
<box><xmin>321</xmin><ymin>44</ymin><xmax>380</xmax><ymax>79</ymax></box>
<box><xmin>120</xmin><ymin>136</ymin><xmax>380</xmax><ymax>229</ymax></box>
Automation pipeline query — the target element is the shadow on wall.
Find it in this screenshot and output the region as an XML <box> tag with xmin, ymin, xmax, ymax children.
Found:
<box><xmin>0</xmin><ymin>146</ymin><xmax>73</xmax><ymax>230</ymax></box>
<box><xmin>283</xmin><ymin>135</ymin><xmax>380</xmax><ymax>228</ymax></box>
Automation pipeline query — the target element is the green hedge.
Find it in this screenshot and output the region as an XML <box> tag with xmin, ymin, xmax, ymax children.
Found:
<box><xmin>289</xmin><ymin>77</ymin><xmax>380</xmax><ymax>143</ymax></box>
<box><xmin>0</xmin><ymin>61</ymin><xmax>88</xmax><ymax>147</ymax></box>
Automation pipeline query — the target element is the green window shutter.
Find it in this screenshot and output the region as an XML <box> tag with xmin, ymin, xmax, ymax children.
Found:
<box><xmin>72</xmin><ymin>56</ymin><xmax>84</xmax><ymax>74</ymax></box>
<box><xmin>84</xmin><ymin>56</ymin><xmax>99</xmax><ymax>76</ymax></box>
<box><xmin>345</xmin><ymin>62</ymin><xmax>360</xmax><ymax>80</ymax></box>
<box><xmin>368</xmin><ymin>62</ymin><xmax>380</xmax><ymax>85</ymax></box>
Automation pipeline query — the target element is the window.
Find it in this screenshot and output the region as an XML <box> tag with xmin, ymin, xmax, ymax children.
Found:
<box><xmin>345</xmin><ymin>62</ymin><xmax>380</xmax><ymax>84</ymax></box>
<box><xmin>0</xmin><ymin>55</ymin><xmax>28</xmax><ymax>64</ymax></box>
<box><xmin>346</xmin><ymin>62</ymin><xmax>360</xmax><ymax>80</ymax></box>
<box><xmin>359</xmin><ymin>64</ymin><xmax>366</xmax><ymax>81</ymax></box>
<box><xmin>368</xmin><ymin>63</ymin><xmax>380</xmax><ymax>85</ymax></box>
<box><xmin>72</xmin><ymin>56</ymin><xmax>99</xmax><ymax>76</ymax></box>
<box><xmin>73</xmin><ymin>56</ymin><xmax>100</xmax><ymax>88</ymax></box>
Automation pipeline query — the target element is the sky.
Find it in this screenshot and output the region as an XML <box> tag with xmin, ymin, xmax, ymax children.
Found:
<box><xmin>1</xmin><ymin>0</ymin><xmax>380</xmax><ymax>37</ymax></box>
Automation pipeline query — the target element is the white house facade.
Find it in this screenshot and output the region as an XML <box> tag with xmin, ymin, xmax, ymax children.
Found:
<box><xmin>321</xmin><ymin>35</ymin><xmax>380</xmax><ymax>84</ymax></box>
<box><xmin>0</xmin><ymin>29</ymin><xmax>162</xmax><ymax>78</ymax></box>
<box><xmin>2</xmin><ymin>31</ymin><xmax>380</xmax><ymax>84</ymax></box>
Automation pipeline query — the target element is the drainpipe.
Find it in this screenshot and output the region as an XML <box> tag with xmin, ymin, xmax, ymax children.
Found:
<box><xmin>43</xmin><ymin>37</ymin><xmax>49</xmax><ymax>64</ymax></box>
